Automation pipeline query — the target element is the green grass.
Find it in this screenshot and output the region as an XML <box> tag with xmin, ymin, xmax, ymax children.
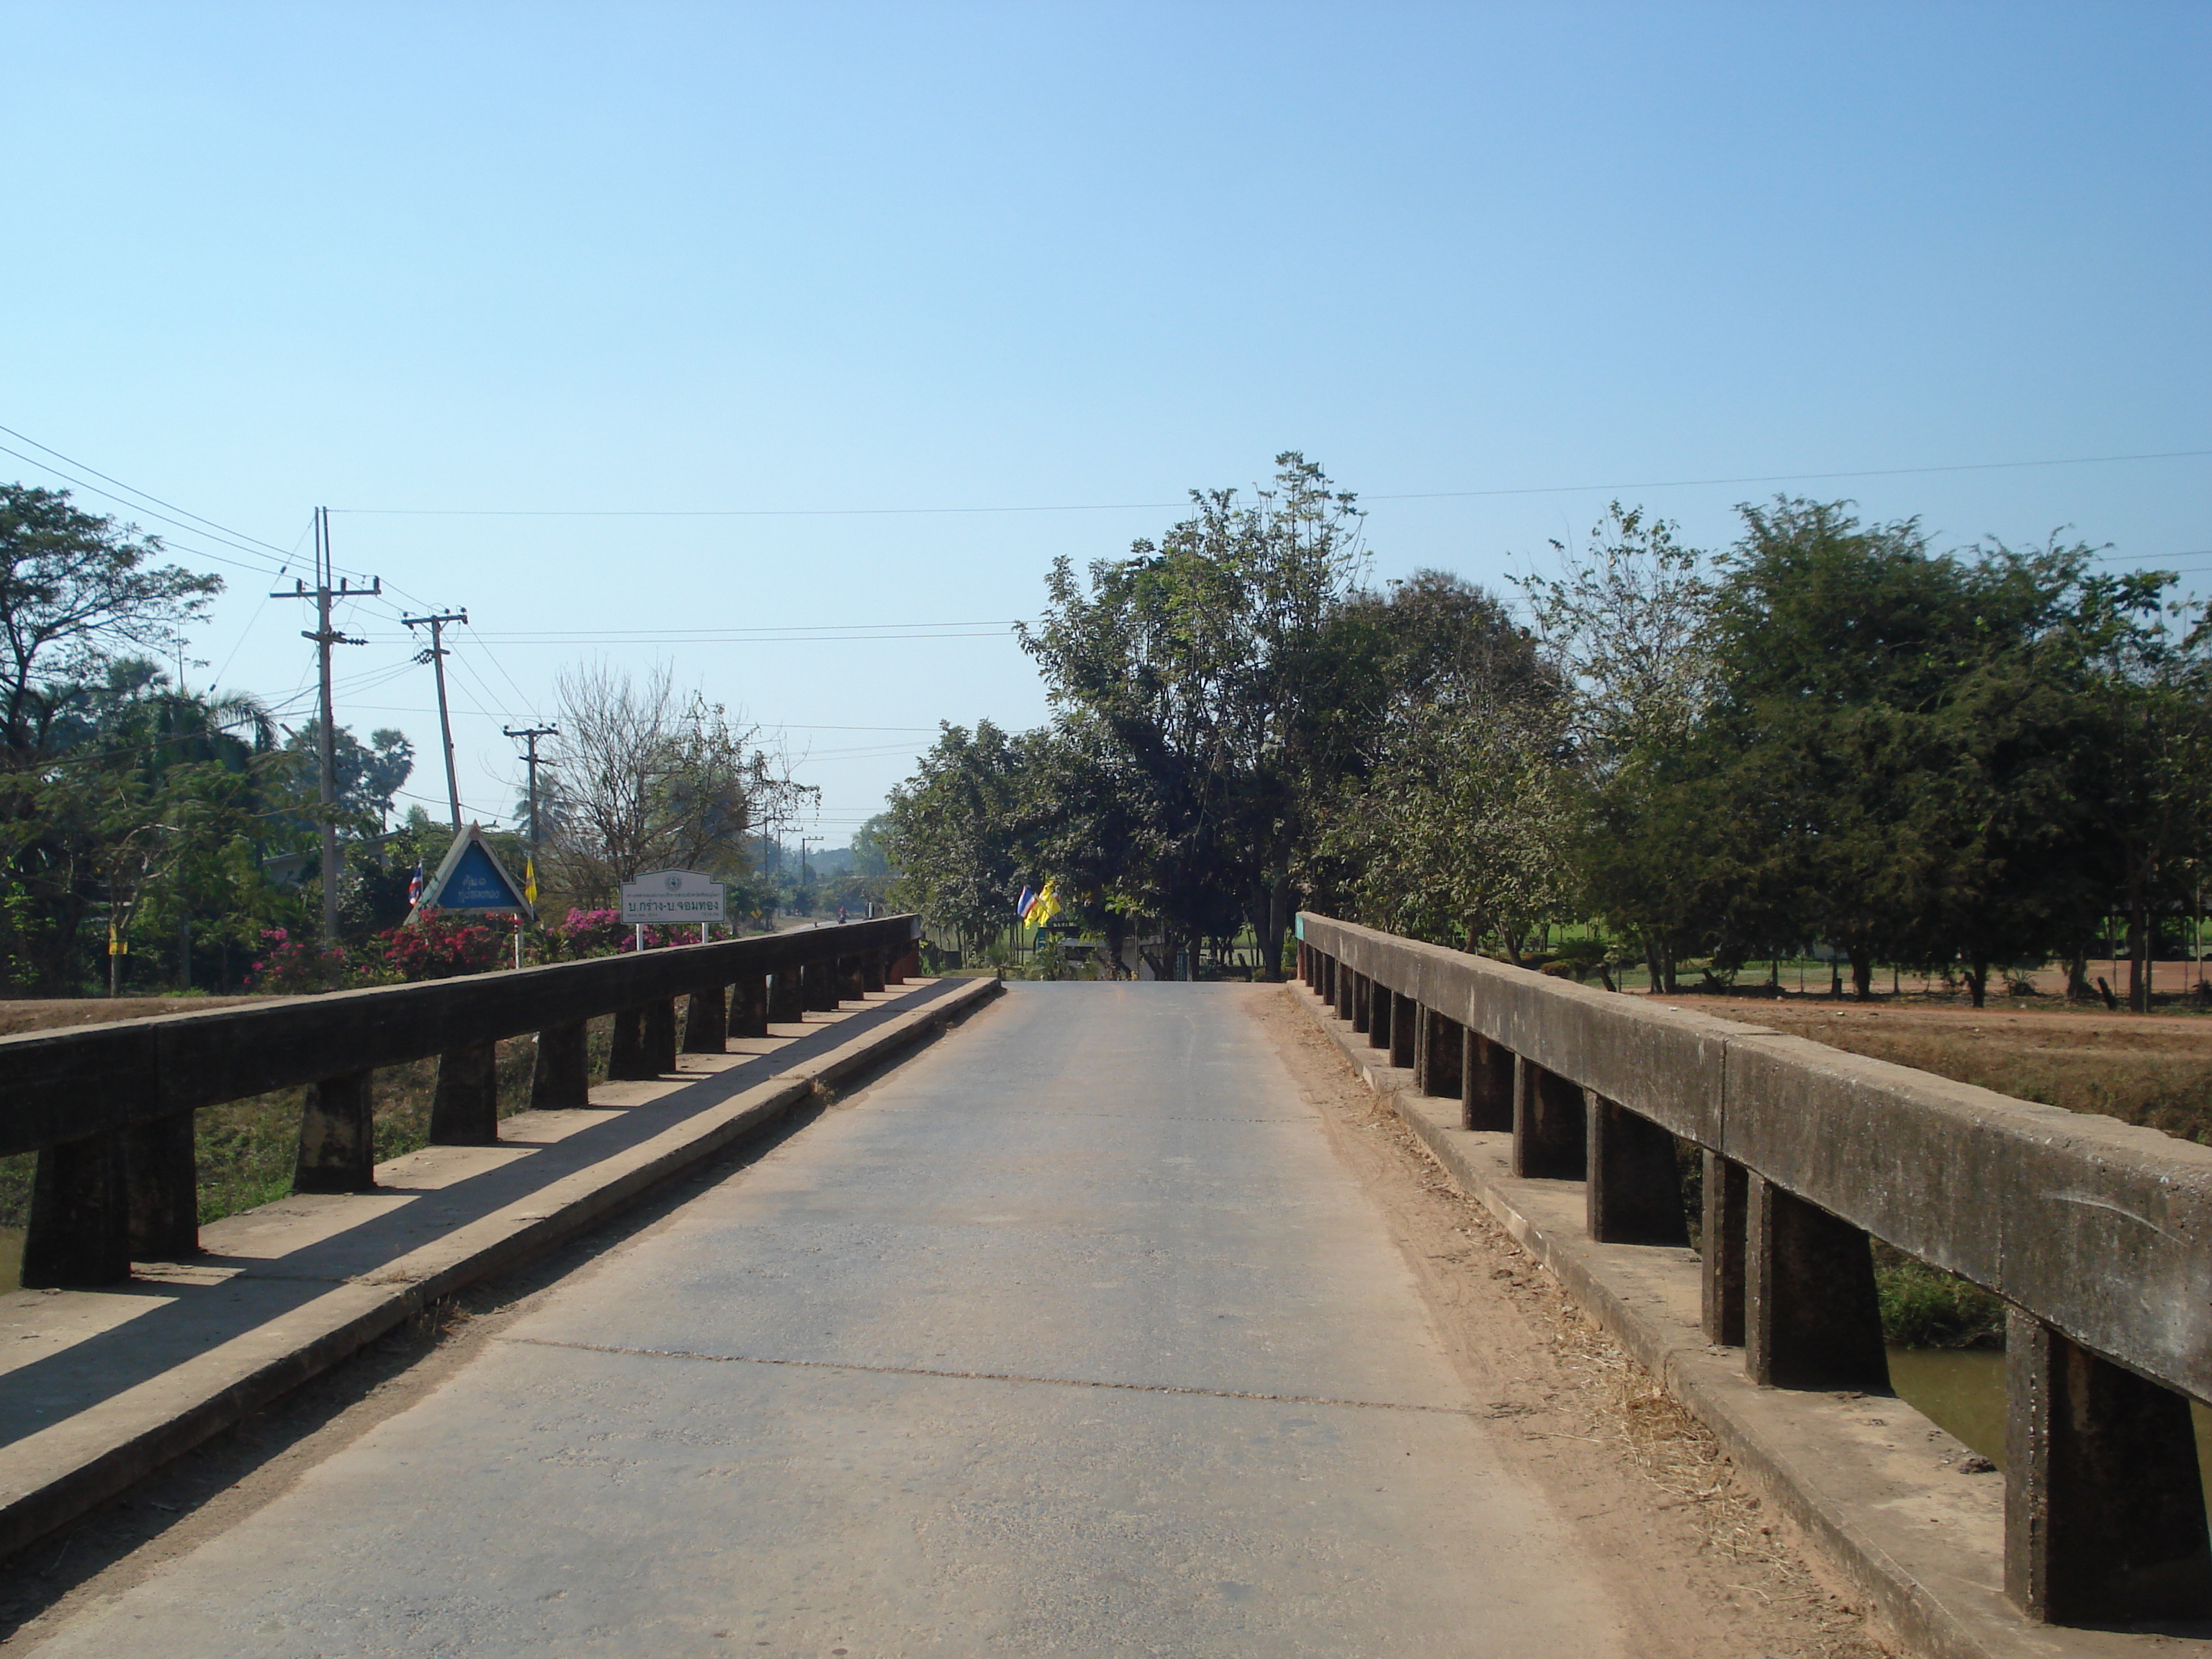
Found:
<box><xmin>1873</xmin><ymin>1241</ymin><xmax>2007</xmax><ymax>1349</ymax></box>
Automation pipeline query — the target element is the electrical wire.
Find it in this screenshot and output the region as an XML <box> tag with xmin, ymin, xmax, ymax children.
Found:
<box><xmin>326</xmin><ymin>446</ymin><xmax>2212</xmax><ymax>518</ymax></box>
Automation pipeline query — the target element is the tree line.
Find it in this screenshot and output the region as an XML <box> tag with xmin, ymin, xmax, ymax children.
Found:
<box><xmin>0</xmin><ymin>485</ymin><xmax>815</xmax><ymax>995</ymax></box>
<box><xmin>878</xmin><ymin>455</ymin><xmax>2209</xmax><ymax>1006</ymax></box>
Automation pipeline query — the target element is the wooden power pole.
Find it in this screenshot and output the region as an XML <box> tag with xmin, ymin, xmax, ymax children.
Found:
<box><xmin>401</xmin><ymin>607</ymin><xmax>469</xmax><ymax>831</ymax></box>
<box><xmin>274</xmin><ymin>508</ymin><xmax>378</xmax><ymax>954</ymax></box>
<box><xmin>505</xmin><ymin>723</ymin><xmax>558</xmax><ymax>850</ymax></box>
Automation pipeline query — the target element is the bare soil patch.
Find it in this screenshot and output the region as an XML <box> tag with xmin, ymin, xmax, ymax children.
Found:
<box><xmin>0</xmin><ymin>996</ymin><xmax>269</xmax><ymax>1037</ymax></box>
<box><xmin>1250</xmin><ymin>985</ymin><xmax>1892</xmax><ymax>1659</ymax></box>
<box><xmin>1658</xmin><ymin>994</ymin><xmax>2212</xmax><ymax>1144</ymax></box>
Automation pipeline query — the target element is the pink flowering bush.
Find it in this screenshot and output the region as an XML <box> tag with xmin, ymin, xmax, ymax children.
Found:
<box><xmin>246</xmin><ymin>928</ymin><xmax>351</xmax><ymax>994</ymax></box>
<box><xmin>547</xmin><ymin>907</ymin><xmax>686</xmax><ymax>958</ymax></box>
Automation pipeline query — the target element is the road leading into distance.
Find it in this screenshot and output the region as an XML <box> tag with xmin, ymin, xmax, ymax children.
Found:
<box><xmin>27</xmin><ymin>983</ymin><xmax>1648</xmax><ymax>1657</ymax></box>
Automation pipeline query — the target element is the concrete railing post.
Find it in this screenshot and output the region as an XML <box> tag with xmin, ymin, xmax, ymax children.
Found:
<box><xmin>1585</xmin><ymin>1093</ymin><xmax>1689</xmax><ymax>1245</ymax></box>
<box><xmin>1351</xmin><ymin>971</ymin><xmax>1370</xmax><ymax>1033</ymax></box>
<box><xmin>1367</xmin><ymin>982</ymin><xmax>1392</xmax><ymax>1051</ymax></box>
<box><xmin>863</xmin><ymin>950</ymin><xmax>886</xmax><ymax>994</ymax></box>
<box><xmin>644</xmin><ymin>999</ymin><xmax>679</xmax><ymax>1073</ymax></box>
<box><xmin>531</xmin><ymin>1021</ymin><xmax>591</xmax><ymax>1107</ymax></box>
<box><xmin>1334</xmin><ymin>959</ymin><xmax>1351</xmax><ymax>1020</ymax></box>
<box><xmin>20</xmin><ymin>1130</ymin><xmax>131</xmax><ymax>1287</ymax></box>
<box><xmin>124</xmin><ymin>1110</ymin><xmax>200</xmax><ymax>1260</ymax></box>
<box><xmin>1511</xmin><ymin>1056</ymin><xmax>1586</xmax><ymax>1179</ymax></box>
<box><xmin>1743</xmin><ymin>1174</ymin><xmax>1888</xmax><ymax>1390</ymax></box>
<box><xmin>428</xmin><ymin>1042</ymin><xmax>500</xmax><ymax>1145</ymax></box>
<box><xmin>682</xmin><ymin>986</ymin><xmax>727</xmax><ymax>1053</ymax></box>
<box><xmin>1388</xmin><ymin>992</ymin><xmax>1416</xmax><ymax>1069</ymax></box>
<box><xmin>607</xmin><ymin>1006</ymin><xmax>653</xmax><ymax>1079</ymax></box>
<box><xmin>839</xmin><ymin>955</ymin><xmax>867</xmax><ymax>1000</ymax></box>
<box><xmin>769</xmin><ymin>968</ymin><xmax>805</xmax><ymax>1023</ymax></box>
<box><xmin>1420</xmin><ymin>1010</ymin><xmax>1463</xmax><ymax>1100</ymax></box>
<box><xmin>729</xmin><ymin>975</ymin><xmax>769</xmax><ymax>1038</ymax></box>
<box><xmin>1700</xmin><ymin>1151</ymin><xmax>1748</xmax><ymax>1345</ymax></box>
<box><xmin>2004</xmin><ymin>1308</ymin><xmax>2212</xmax><ymax>1622</ymax></box>
<box><xmin>294</xmin><ymin>1070</ymin><xmax>377</xmax><ymax>1193</ymax></box>
<box><xmin>1464</xmin><ymin>1033</ymin><xmax>1514</xmax><ymax>1131</ymax></box>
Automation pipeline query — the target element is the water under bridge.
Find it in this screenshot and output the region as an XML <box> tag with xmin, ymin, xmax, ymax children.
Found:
<box><xmin>0</xmin><ymin>917</ymin><xmax>2206</xmax><ymax>1658</ymax></box>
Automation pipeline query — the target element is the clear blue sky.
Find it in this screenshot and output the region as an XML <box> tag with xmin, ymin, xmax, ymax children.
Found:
<box><xmin>6</xmin><ymin>3</ymin><xmax>2207</xmax><ymax>844</ymax></box>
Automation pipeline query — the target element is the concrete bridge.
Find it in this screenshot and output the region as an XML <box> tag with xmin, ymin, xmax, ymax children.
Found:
<box><xmin>1</xmin><ymin>917</ymin><xmax>2207</xmax><ymax>1657</ymax></box>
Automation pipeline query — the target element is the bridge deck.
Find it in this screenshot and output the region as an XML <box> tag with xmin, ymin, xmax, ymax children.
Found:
<box><xmin>25</xmin><ymin>984</ymin><xmax>1651</xmax><ymax>1656</ymax></box>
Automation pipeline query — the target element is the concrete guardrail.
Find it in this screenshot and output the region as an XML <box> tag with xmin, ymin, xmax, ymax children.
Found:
<box><xmin>1298</xmin><ymin>912</ymin><xmax>2212</xmax><ymax>1630</ymax></box>
<box><xmin>1</xmin><ymin>915</ymin><xmax>922</xmax><ymax>1290</ymax></box>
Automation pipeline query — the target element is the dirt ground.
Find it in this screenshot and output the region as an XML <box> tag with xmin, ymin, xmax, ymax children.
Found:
<box><xmin>1248</xmin><ymin>986</ymin><xmax>1892</xmax><ymax>1659</ymax></box>
<box><xmin>1655</xmin><ymin>993</ymin><xmax>2212</xmax><ymax>1143</ymax></box>
<box><xmin>0</xmin><ymin>997</ymin><xmax>267</xmax><ymax>1037</ymax></box>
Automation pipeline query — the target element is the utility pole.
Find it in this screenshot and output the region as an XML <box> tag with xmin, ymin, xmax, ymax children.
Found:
<box><xmin>402</xmin><ymin>608</ymin><xmax>469</xmax><ymax>831</ymax></box>
<box><xmin>504</xmin><ymin>723</ymin><xmax>558</xmax><ymax>849</ymax></box>
<box><xmin>274</xmin><ymin>508</ymin><xmax>377</xmax><ymax>954</ymax></box>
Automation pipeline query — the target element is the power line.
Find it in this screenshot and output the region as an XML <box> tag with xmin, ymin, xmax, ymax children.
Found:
<box><xmin>326</xmin><ymin>446</ymin><xmax>2212</xmax><ymax>518</ymax></box>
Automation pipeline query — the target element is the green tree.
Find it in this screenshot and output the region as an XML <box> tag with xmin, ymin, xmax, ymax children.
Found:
<box><xmin>1019</xmin><ymin>453</ymin><xmax>1364</xmax><ymax>978</ymax></box>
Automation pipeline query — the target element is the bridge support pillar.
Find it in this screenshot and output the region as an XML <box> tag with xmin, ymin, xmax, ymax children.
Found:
<box><xmin>1586</xmin><ymin>1093</ymin><xmax>1689</xmax><ymax>1245</ymax></box>
<box><xmin>1700</xmin><ymin>1151</ymin><xmax>1748</xmax><ymax>1345</ymax></box>
<box><xmin>429</xmin><ymin>1042</ymin><xmax>500</xmax><ymax>1144</ymax></box>
<box><xmin>683</xmin><ymin>986</ymin><xmax>727</xmax><ymax>1053</ymax></box>
<box><xmin>730</xmin><ymin>976</ymin><xmax>770</xmax><ymax>1038</ymax></box>
<box><xmin>1743</xmin><ymin>1174</ymin><xmax>1887</xmax><ymax>1390</ymax></box>
<box><xmin>608</xmin><ymin>1007</ymin><xmax>654</xmax><ymax>1079</ymax></box>
<box><xmin>125</xmin><ymin>1110</ymin><xmax>201</xmax><ymax>1259</ymax></box>
<box><xmin>1511</xmin><ymin>1057</ymin><xmax>1585</xmax><ymax>1179</ymax></box>
<box><xmin>1388</xmin><ymin>992</ymin><xmax>1416</xmax><ymax>1069</ymax></box>
<box><xmin>644</xmin><ymin>999</ymin><xmax>679</xmax><ymax>1072</ymax></box>
<box><xmin>2004</xmin><ymin>1309</ymin><xmax>2212</xmax><ymax>1622</ymax></box>
<box><xmin>21</xmin><ymin>1129</ymin><xmax>132</xmax><ymax>1287</ymax></box>
<box><xmin>1465</xmin><ymin>1033</ymin><xmax>1514</xmax><ymax>1131</ymax></box>
<box><xmin>770</xmin><ymin>968</ymin><xmax>805</xmax><ymax>1023</ymax></box>
<box><xmin>531</xmin><ymin>1021</ymin><xmax>591</xmax><ymax>1107</ymax></box>
<box><xmin>294</xmin><ymin>1070</ymin><xmax>377</xmax><ymax>1193</ymax></box>
<box><xmin>1419</xmin><ymin>1009</ymin><xmax>1462</xmax><ymax>1100</ymax></box>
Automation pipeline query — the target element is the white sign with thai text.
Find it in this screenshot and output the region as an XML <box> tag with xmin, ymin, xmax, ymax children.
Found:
<box><xmin>620</xmin><ymin>868</ymin><xmax>727</xmax><ymax>924</ymax></box>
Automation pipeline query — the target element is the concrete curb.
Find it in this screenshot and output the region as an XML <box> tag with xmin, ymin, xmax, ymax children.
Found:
<box><xmin>1292</xmin><ymin>984</ymin><xmax>2164</xmax><ymax>1659</ymax></box>
<box><xmin>0</xmin><ymin>974</ymin><xmax>1002</xmax><ymax>1563</ymax></box>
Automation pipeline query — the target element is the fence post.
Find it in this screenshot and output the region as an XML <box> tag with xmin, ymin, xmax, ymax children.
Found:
<box><xmin>682</xmin><ymin>986</ymin><xmax>727</xmax><ymax>1053</ymax></box>
<box><xmin>1700</xmin><ymin>1151</ymin><xmax>1748</xmax><ymax>1344</ymax></box>
<box><xmin>729</xmin><ymin>975</ymin><xmax>770</xmax><ymax>1038</ymax></box>
<box><xmin>2003</xmin><ymin>1308</ymin><xmax>2212</xmax><ymax>1622</ymax></box>
<box><xmin>295</xmin><ymin>1070</ymin><xmax>377</xmax><ymax>1192</ymax></box>
<box><xmin>19</xmin><ymin>1130</ymin><xmax>131</xmax><ymax>1287</ymax></box>
<box><xmin>531</xmin><ymin>1021</ymin><xmax>591</xmax><ymax>1107</ymax></box>
<box><xmin>1511</xmin><ymin>1056</ymin><xmax>1586</xmax><ymax>1179</ymax></box>
<box><xmin>1585</xmin><ymin>1092</ymin><xmax>1689</xmax><ymax>1245</ymax></box>
<box><xmin>1743</xmin><ymin>1174</ymin><xmax>1888</xmax><ymax>1390</ymax></box>
<box><xmin>124</xmin><ymin>1111</ymin><xmax>200</xmax><ymax>1259</ymax></box>
<box><xmin>428</xmin><ymin>1042</ymin><xmax>500</xmax><ymax>1144</ymax></box>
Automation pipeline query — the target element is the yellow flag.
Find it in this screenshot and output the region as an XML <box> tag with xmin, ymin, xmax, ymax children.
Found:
<box><xmin>523</xmin><ymin>855</ymin><xmax>539</xmax><ymax>907</ymax></box>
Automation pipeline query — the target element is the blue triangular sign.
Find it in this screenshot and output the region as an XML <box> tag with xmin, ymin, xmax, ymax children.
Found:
<box><xmin>415</xmin><ymin>824</ymin><xmax>531</xmax><ymax>917</ymax></box>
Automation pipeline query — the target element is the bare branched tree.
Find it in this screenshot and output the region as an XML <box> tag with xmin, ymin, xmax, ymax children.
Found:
<box><xmin>539</xmin><ymin>662</ymin><xmax>815</xmax><ymax>909</ymax></box>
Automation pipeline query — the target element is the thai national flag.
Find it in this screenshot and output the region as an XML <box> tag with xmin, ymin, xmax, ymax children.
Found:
<box><xmin>407</xmin><ymin>861</ymin><xmax>426</xmax><ymax>907</ymax></box>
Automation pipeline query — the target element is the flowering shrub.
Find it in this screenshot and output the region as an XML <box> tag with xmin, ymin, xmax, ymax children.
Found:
<box><xmin>371</xmin><ymin>909</ymin><xmax>509</xmax><ymax>981</ymax></box>
<box><xmin>547</xmin><ymin>907</ymin><xmax>686</xmax><ymax>958</ymax></box>
<box><xmin>246</xmin><ymin>928</ymin><xmax>351</xmax><ymax>994</ymax></box>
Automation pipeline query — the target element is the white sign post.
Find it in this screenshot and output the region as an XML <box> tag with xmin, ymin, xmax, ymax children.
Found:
<box><xmin>619</xmin><ymin>868</ymin><xmax>727</xmax><ymax>949</ymax></box>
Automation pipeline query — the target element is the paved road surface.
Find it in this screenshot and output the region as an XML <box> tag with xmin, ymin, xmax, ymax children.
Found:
<box><xmin>30</xmin><ymin>984</ymin><xmax>1644</xmax><ymax>1656</ymax></box>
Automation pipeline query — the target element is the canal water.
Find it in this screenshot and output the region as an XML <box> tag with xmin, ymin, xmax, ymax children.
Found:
<box><xmin>1889</xmin><ymin>1346</ymin><xmax>2212</xmax><ymax>1521</ymax></box>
